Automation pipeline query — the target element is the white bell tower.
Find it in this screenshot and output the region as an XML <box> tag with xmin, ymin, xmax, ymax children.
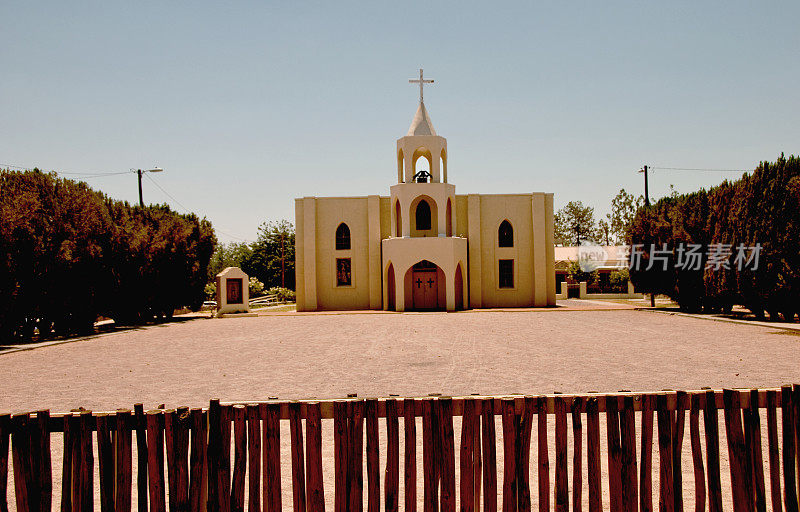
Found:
<box><xmin>396</xmin><ymin>69</ymin><xmax>448</xmax><ymax>184</ymax></box>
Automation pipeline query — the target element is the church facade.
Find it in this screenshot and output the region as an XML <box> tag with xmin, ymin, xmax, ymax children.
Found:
<box><xmin>295</xmin><ymin>72</ymin><xmax>556</xmax><ymax>312</ymax></box>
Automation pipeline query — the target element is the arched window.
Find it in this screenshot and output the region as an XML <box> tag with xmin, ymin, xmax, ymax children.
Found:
<box><xmin>498</xmin><ymin>220</ymin><xmax>513</xmax><ymax>247</ymax></box>
<box><xmin>335</xmin><ymin>223</ymin><xmax>350</xmax><ymax>250</ymax></box>
<box><xmin>416</xmin><ymin>200</ymin><xmax>431</xmax><ymax>230</ymax></box>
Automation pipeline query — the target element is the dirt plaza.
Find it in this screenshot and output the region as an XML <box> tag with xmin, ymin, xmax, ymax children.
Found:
<box><xmin>2</xmin><ymin>307</ymin><xmax>799</xmax><ymax>511</ymax></box>
<box><xmin>1</xmin><ymin>307</ymin><xmax>798</xmax><ymax>413</ymax></box>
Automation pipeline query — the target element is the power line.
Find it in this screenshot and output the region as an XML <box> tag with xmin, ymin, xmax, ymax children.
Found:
<box><xmin>143</xmin><ymin>172</ymin><xmax>250</xmax><ymax>242</ymax></box>
<box><xmin>651</xmin><ymin>166</ymin><xmax>751</xmax><ymax>173</ymax></box>
<box><xmin>0</xmin><ymin>162</ymin><xmax>130</xmax><ymax>177</ymax></box>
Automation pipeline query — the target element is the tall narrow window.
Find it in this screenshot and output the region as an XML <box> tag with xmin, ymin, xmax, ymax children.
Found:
<box><xmin>498</xmin><ymin>220</ymin><xmax>513</xmax><ymax>247</ymax></box>
<box><xmin>416</xmin><ymin>200</ymin><xmax>431</xmax><ymax>230</ymax></box>
<box><xmin>336</xmin><ymin>258</ymin><xmax>351</xmax><ymax>286</ymax></box>
<box><xmin>335</xmin><ymin>223</ymin><xmax>350</xmax><ymax>250</ymax></box>
<box><xmin>499</xmin><ymin>259</ymin><xmax>514</xmax><ymax>288</ymax></box>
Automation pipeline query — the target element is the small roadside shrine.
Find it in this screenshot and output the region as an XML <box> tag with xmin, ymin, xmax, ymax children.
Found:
<box><xmin>214</xmin><ymin>267</ymin><xmax>251</xmax><ymax>317</ymax></box>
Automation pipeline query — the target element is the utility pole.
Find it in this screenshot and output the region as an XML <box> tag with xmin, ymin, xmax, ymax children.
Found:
<box><xmin>135</xmin><ymin>168</ymin><xmax>163</xmax><ymax>208</ymax></box>
<box><xmin>280</xmin><ymin>231</ymin><xmax>285</xmax><ymax>288</ymax></box>
<box><xmin>639</xmin><ymin>165</ymin><xmax>650</xmax><ymax>206</ymax></box>
<box><xmin>137</xmin><ymin>170</ymin><xmax>144</xmax><ymax>208</ymax></box>
<box><xmin>639</xmin><ymin>164</ymin><xmax>655</xmax><ymax>307</ymax></box>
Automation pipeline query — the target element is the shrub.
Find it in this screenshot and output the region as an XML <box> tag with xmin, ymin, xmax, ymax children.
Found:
<box><xmin>629</xmin><ymin>154</ymin><xmax>800</xmax><ymax>317</ymax></box>
<box><xmin>267</xmin><ymin>287</ymin><xmax>296</xmax><ymax>303</ymax></box>
<box><xmin>0</xmin><ymin>169</ymin><xmax>217</xmax><ymax>339</ymax></box>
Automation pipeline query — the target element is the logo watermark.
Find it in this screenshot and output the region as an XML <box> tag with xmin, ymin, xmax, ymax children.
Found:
<box><xmin>618</xmin><ymin>243</ymin><xmax>762</xmax><ymax>272</ymax></box>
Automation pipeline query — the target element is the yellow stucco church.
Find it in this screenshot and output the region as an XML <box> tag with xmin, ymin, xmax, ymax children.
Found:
<box><xmin>295</xmin><ymin>70</ymin><xmax>556</xmax><ymax>312</ymax></box>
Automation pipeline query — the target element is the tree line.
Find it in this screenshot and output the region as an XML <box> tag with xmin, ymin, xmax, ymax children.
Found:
<box><xmin>207</xmin><ymin>219</ymin><xmax>295</xmax><ymax>292</ymax></box>
<box><xmin>627</xmin><ymin>154</ymin><xmax>800</xmax><ymax>319</ymax></box>
<box><xmin>0</xmin><ymin>169</ymin><xmax>216</xmax><ymax>340</ymax></box>
<box><xmin>555</xmin><ymin>189</ymin><xmax>644</xmax><ymax>246</ymax></box>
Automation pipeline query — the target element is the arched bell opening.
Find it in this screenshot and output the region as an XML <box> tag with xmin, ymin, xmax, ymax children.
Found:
<box><xmin>394</xmin><ymin>200</ymin><xmax>402</xmax><ymax>237</ymax></box>
<box><xmin>441</xmin><ymin>147</ymin><xmax>448</xmax><ymax>183</ymax></box>
<box><xmin>404</xmin><ymin>260</ymin><xmax>446</xmax><ymax>311</ymax></box>
<box><xmin>397</xmin><ymin>148</ymin><xmax>404</xmax><ymax>183</ymax></box>
<box><xmin>446</xmin><ymin>198</ymin><xmax>452</xmax><ymax>237</ymax></box>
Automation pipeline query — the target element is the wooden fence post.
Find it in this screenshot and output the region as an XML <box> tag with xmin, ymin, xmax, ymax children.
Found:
<box><xmin>230</xmin><ymin>406</ymin><xmax>247</xmax><ymax>512</ymax></box>
<box><xmin>79</xmin><ymin>411</ymin><xmax>94</xmax><ymax>512</ymax></box>
<box><xmin>689</xmin><ymin>395</ymin><xmax>705</xmax><ymax>512</ymax></box>
<box><xmin>747</xmin><ymin>389</ymin><xmax>766</xmax><ymax>512</ymax></box>
<box><xmin>782</xmin><ymin>385</ymin><xmax>798</xmax><ymax>512</ymax></box>
<box><xmin>146</xmin><ymin>410</ymin><xmax>166</xmax><ymax>512</ymax></box>
<box><xmin>386</xmin><ymin>399</ymin><xmax>400</xmax><ymax>512</ymax></box>
<box><xmin>619</xmin><ymin>396</ymin><xmax>637</xmax><ymax>512</ymax></box>
<box><xmin>536</xmin><ymin>397</ymin><xmax>549</xmax><ymax>512</ymax></box>
<box><xmin>404</xmin><ymin>398</ymin><xmax>417</xmax><ymax>512</ymax></box>
<box><xmin>349</xmin><ymin>400</ymin><xmax>364</xmax><ymax>512</ymax></box>
<box><xmin>0</xmin><ymin>414</ymin><xmax>8</xmax><ymax>512</ymax></box>
<box><xmin>164</xmin><ymin>410</ymin><xmax>178</xmax><ymax>512</ymax></box>
<box><xmin>439</xmin><ymin>398</ymin><xmax>456</xmax><ymax>512</ymax></box>
<box><xmin>334</xmin><ymin>401</ymin><xmax>348</xmax><ymax>512</ymax></box>
<box><xmin>501</xmin><ymin>399</ymin><xmax>517</xmax><ymax>512</ymax></box>
<box><xmin>287</xmin><ymin>402</ymin><xmax>305</xmax><ymax>512</ymax></box>
<box><xmin>482</xmin><ymin>399</ymin><xmax>497</xmax><ymax>512</ymax></box>
<box><xmin>656</xmin><ymin>394</ymin><xmax>674</xmax><ymax>512</ymax></box>
<box><xmin>188</xmin><ymin>408</ymin><xmax>208</xmax><ymax>512</ymax></box>
<box><xmin>365</xmin><ymin>399</ymin><xmax>380</xmax><ymax>512</ymax></box>
<box><xmin>554</xmin><ymin>397</ymin><xmax>568</xmax><ymax>512</ymax></box>
<box><xmin>423</xmin><ymin>399</ymin><xmax>437</xmax><ymax>512</ymax></box>
<box><xmin>607</xmin><ymin>396</ymin><xmax>623</xmax><ymax>512</ymax></box>
<box><xmin>114</xmin><ymin>410</ymin><xmax>133</xmax><ymax>512</ymax></box>
<box><xmin>572</xmin><ymin>397</ymin><xmax>583</xmax><ymax>512</ymax></box>
<box><xmin>263</xmin><ymin>403</ymin><xmax>282</xmax><ymax>512</ymax></box>
<box><xmin>765</xmin><ymin>390</ymin><xmax>782</xmax><ymax>512</ymax></box>
<box><xmin>586</xmin><ymin>397</ymin><xmax>601</xmax><ymax>512</ymax></box>
<box><xmin>246</xmin><ymin>405</ymin><xmax>262</xmax><ymax>512</ymax></box>
<box><xmin>516</xmin><ymin>397</ymin><xmax>533</xmax><ymax>512</ymax></box>
<box><xmin>722</xmin><ymin>389</ymin><xmax>753</xmax><ymax>512</ymax></box>
<box><xmin>461</xmin><ymin>399</ymin><xmax>476</xmax><ymax>512</ymax></box>
<box><xmin>639</xmin><ymin>395</ymin><xmax>654</xmax><ymax>512</ymax></box>
<box><xmin>134</xmin><ymin>404</ymin><xmax>148</xmax><ymax>512</ymax></box>
<box><xmin>304</xmin><ymin>402</ymin><xmax>324</xmax><ymax>512</ymax></box>
<box><xmin>96</xmin><ymin>414</ymin><xmax>115</xmax><ymax>512</ymax></box>
<box><xmin>11</xmin><ymin>413</ymin><xmax>35</xmax><ymax>512</ymax></box>
<box><xmin>704</xmin><ymin>390</ymin><xmax>723</xmax><ymax>512</ymax></box>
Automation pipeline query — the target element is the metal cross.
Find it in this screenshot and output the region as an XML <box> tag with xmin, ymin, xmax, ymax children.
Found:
<box><xmin>427</xmin><ymin>278</ymin><xmax>434</xmax><ymax>288</ymax></box>
<box><xmin>409</xmin><ymin>68</ymin><xmax>434</xmax><ymax>103</ymax></box>
<box><xmin>416</xmin><ymin>278</ymin><xmax>422</xmax><ymax>288</ymax></box>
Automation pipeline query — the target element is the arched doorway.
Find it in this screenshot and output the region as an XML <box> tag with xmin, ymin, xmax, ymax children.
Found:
<box><xmin>455</xmin><ymin>263</ymin><xmax>464</xmax><ymax>310</ymax></box>
<box><xmin>404</xmin><ymin>260</ymin><xmax>445</xmax><ymax>311</ymax></box>
<box><xmin>386</xmin><ymin>263</ymin><xmax>395</xmax><ymax>311</ymax></box>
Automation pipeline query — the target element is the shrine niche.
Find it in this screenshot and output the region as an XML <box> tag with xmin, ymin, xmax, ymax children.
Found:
<box><xmin>214</xmin><ymin>267</ymin><xmax>252</xmax><ymax>317</ymax></box>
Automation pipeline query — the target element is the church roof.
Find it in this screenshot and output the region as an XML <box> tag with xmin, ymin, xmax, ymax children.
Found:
<box><xmin>407</xmin><ymin>101</ymin><xmax>437</xmax><ymax>136</ymax></box>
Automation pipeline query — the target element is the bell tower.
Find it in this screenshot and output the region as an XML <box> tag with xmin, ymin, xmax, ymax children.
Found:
<box><xmin>396</xmin><ymin>69</ymin><xmax>448</xmax><ymax>184</ymax></box>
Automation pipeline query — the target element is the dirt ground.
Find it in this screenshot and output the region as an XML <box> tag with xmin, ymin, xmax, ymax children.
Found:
<box><xmin>1</xmin><ymin>308</ymin><xmax>798</xmax><ymax>511</ymax></box>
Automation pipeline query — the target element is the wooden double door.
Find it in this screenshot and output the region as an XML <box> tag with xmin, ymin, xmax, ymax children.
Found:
<box><xmin>412</xmin><ymin>269</ymin><xmax>439</xmax><ymax>310</ymax></box>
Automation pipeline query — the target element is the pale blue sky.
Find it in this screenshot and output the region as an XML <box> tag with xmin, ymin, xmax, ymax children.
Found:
<box><xmin>2</xmin><ymin>2</ymin><xmax>798</xmax><ymax>243</ymax></box>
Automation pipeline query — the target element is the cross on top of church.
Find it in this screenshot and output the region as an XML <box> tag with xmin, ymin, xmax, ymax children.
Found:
<box><xmin>409</xmin><ymin>68</ymin><xmax>434</xmax><ymax>103</ymax></box>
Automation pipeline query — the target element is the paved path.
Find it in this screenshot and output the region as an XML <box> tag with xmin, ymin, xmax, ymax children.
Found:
<box><xmin>2</xmin><ymin>308</ymin><xmax>799</xmax><ymax>511</ymax></box>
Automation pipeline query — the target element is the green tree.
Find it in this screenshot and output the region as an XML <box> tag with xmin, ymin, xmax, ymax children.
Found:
<box><xmin>207</xmin><ymin>242</ymin><xmax>253</xmax><ymax>282</ymax></box>
<box><xmin>555</xmin><ymin>201</ymin><xmax>598</xmax><ymax>245</ymax></box>
<box><xmin>608</xmin><ymin>189</ymin><xmax>644</xmax><ymax>245</ymax></box>
<box><xmin>244</xmin><ymin>220</ymin><xmax>295</xmax><ymax>290</ymax></box>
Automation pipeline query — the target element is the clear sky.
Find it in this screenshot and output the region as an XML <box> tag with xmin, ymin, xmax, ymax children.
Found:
<box><xmin>2</xmin><ymin>2</ymin><xmax>799</xmax><ymax>243</ymax></box>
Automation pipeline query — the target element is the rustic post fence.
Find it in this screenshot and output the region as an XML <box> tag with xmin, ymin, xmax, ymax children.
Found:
<box><xmin>1</xmin><ymin>388</ymin><xmax>799</xmax><ymax>512</ymax></box>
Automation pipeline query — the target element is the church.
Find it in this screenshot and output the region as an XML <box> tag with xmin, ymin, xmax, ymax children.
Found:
<box><xmin>295</xmin><ymin>70</ymin><xmax>556</xmax><ymax>312</ymax></box>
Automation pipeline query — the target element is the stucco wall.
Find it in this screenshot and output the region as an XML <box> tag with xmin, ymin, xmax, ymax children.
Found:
<box><xmin>296</xmin><ymin>190</ymin><xmax>554</xmax><ymax>311</ymax></box>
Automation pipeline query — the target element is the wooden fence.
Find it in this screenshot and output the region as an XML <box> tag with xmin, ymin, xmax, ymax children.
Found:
<box><xmin>2</xmin><ymin>386</ymin><xmax>800</xmax><ymax>512</ymax></box>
